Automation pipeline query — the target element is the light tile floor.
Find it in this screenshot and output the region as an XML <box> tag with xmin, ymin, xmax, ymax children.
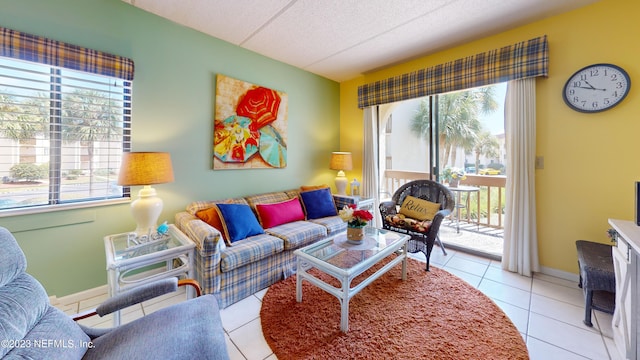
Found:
<box><xmin>54</xmin><ymin>247</ymin><xmax>621</xmax><ymax>360</ymax></box>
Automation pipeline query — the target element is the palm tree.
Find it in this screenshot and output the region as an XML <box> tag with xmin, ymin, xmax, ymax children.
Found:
<box><xmin>410</xmin><ymin>85</ymin><xmax>499</xmax><ymax>169</ymax></box>
<box><xmin>62</xmin><ymin>89</ymin><xmax>122</xmax><ymax>193</ymax></box>
<box><xmin>473</xmin><ymin>131</ymin><xmax>500</xmax><ymax>171</ymax></box>
<box><xmin>0</xmin><ymin>93</ymin><xmax>49</xmax><ymax>164</ymax></box>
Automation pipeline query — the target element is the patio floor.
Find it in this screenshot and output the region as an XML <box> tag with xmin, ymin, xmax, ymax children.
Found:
<box><xmin>439</xmin><ymin>220</ymin><xmax>504</xmax><ymax>259</ymax></box>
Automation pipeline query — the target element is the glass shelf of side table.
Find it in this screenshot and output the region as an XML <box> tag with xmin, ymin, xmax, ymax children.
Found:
<box><xmin>104</xmin><ymin>224</ymin><xmax>195</xmax><ymax>325</ymax></box>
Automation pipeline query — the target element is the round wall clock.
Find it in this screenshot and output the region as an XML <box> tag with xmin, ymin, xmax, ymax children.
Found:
<box><xmin>562</xmin><ymin>63</ymin><xmax>631</xmax><ymax>113</ymax></box>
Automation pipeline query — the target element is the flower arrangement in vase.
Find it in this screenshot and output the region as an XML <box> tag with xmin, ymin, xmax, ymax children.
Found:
<box><xmin>338</xmin><ymin>204</ymin><xmax>373</xmax><ymax>243</ymax></box>
<box><xmin>441</xmin><ymin>167</ymin><xmax>466</xmax><ymax>187</ymax></box>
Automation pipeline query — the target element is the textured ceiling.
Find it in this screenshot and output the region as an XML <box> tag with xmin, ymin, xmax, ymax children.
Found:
<box><xmin>123</xmin><ymin>0</ymin><xmax>598</xmax><ymax>82</ymax></box>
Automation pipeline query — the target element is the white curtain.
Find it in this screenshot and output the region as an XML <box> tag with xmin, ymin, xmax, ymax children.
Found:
<box><xmin>503</xmin><ymin>77</ymin><xmax>540</xmax><ymax>277</ymax></box>
<box><xmin>362</xmin><ymin>107</ymin><xmax>381</xmax><ymax>227</ymax></box>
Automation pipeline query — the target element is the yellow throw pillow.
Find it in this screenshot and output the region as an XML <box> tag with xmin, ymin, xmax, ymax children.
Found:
<box><xmin>399</xmin><ymin>196</ymin><xmax>441</xmax><ymax>221</ymax></box>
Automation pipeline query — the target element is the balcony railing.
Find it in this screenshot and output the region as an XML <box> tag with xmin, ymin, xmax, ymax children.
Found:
<box><xmin>382</xmin><ymin>170</ymin><xmax>506</xmax><ymax>230</ymax></box>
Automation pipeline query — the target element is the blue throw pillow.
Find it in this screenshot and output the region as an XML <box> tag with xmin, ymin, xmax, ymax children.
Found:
<box><xmin>215</xmin><ymin>203</ymin><xmax>265</xmax><ymax>243</ymax></box>
<box><xmin>299</xmin><ymin>187</ymin><xmax>338</xmax><ymax>219</ymax></box>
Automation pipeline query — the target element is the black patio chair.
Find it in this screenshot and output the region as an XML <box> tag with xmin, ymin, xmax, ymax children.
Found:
<box><xmin>379</xmin><ymin>180</ymin><xmax>455</xmax><ymax>271</ymax></box>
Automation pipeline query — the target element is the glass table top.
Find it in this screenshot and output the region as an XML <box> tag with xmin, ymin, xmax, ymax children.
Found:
<box><xmin>109</xmin><ymin>226</ymin><xmax>185</xmax><ymax>261</ymax></box>
<box><xmin>297</xmin><ymin>227</ymin><xmax>408</xmax><ymax>271</ymax></box>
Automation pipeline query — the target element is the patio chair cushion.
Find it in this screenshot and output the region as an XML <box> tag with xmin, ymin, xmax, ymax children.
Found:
<box><xmin>384</xmin><ymin>213</ymin><xmax>432</xmax><ymax>233</ymax></box>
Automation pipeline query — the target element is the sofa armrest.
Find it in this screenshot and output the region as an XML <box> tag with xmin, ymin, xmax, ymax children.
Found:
<box><xmin>175</xmin><ymin>211</ymin><xmax>226</xmax><ymax>256</ymax></box>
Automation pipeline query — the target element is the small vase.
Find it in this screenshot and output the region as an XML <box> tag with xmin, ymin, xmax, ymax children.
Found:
<box><xmin>449</xmin><ymin>178</ymin><xmax>459</xmax><ymax>188</ymax></box>
<box><xmin>347</xmin><ymin>226</ymin><xmax>365</xmax><ymax>243</ymax></box>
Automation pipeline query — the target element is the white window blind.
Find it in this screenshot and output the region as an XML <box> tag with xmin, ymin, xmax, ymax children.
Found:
<box><xmin>0</xmin><ymin>57</ymin><xmax>131</xmax><ymax>210</ymax></box>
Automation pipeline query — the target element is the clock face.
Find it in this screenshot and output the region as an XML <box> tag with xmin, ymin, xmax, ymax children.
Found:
<box><xmin>563</xmin><ymin>63</ymin><xmax>631</xmax><ymax>113</ymax></box>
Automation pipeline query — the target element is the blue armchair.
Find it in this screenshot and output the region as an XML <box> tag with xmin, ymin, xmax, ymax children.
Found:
<box><xmin>0</xmin><ymin>226</ymin><xmax>230</xmax><ymax>360</ymax></box>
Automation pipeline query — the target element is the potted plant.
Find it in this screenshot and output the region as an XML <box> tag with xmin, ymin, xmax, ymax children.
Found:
<box><xmin>338</xmin><ymin>204</ymin><xmax>373</xmax><ymax>243</ymax></box>
<box><xmin>441</xmin><ymin>167</ymin><xmax>466</xmax><ymax>187</ymax></box>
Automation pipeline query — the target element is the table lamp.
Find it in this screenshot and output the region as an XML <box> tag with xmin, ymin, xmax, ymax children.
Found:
<box><xmin>330</xmin><ymin>152</ymin><xmax>352</xmax><ymax>195</ymax></box>
<box><xmin>117</xmin><ymin>152</ymin><xmax>175</xmax><ymax>239</ymax></box>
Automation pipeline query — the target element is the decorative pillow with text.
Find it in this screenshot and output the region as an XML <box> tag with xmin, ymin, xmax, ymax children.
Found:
<box><xmin>399</xmin><ymin>196</ymin><xmax>440</xmax><ymax>221</ymax></box>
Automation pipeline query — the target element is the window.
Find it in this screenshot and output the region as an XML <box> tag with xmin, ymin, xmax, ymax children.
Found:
<box><xmin>0</xmin><ymin>27</ymin><xmax>134</xmax><ymax>211</ymax></box>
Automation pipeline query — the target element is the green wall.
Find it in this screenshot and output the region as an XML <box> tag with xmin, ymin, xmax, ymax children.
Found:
<box><xmin>0</xmin><ymin>0</ymin><xmax>340</xmax><ymax>296</ymax></box>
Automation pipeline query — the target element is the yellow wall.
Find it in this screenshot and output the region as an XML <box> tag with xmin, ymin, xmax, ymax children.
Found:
<box><xmin>340</xmin><ymin>0</ymin><xmax>640</xmax><ymax>275</ymax></box>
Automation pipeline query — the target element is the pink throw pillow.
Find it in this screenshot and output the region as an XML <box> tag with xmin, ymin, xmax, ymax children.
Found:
<box><xmin>256</xmin><ymin>198</ymin><xmax>305</xmax><ymax>228</ymax></box>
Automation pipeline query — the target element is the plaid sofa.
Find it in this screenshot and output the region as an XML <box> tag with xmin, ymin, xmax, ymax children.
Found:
<box><xmin>175</xmin><ymin>189</ymin><xmax>346</xmax><ymax>308</ymax></box>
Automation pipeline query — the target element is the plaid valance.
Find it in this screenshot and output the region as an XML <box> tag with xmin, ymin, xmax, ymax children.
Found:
<box><xmin>0</xmin><ymin>26</ymin><xmax>134</xmax><ymax>81</ymax></box>
<box><xmin>358</xmin><ymin>35</ymin><xmax>548</xmax><ymax>108</ymax></box>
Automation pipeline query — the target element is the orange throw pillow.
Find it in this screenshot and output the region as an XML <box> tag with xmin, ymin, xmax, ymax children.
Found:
<box><xmin>196</xmin><ymin>207</ymin><xmax>229</xmax><ymax>245</ymax></box>
<box><xmin>300</xmin><ymin>184</ymin><xmax>330</xmax><ymax>191</ymax></box>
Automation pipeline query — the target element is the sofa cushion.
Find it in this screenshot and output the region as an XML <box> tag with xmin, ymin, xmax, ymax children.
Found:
<box><xmin>244</xmin><ymin>191</ymin><xmax>292</xmax><ymax>213</ymax></box>
<box><xmin>186</xmin><ymin>198</ymin><xmax>248</xmax><ymax>215</ymax></box>
<box><xmin>255</xmin><ymin>198</ymin><xmax>305</xmax><ymax>228</ymax></box>
<box><xmin>266</xmin><ymin>221</ymin><xmax>328</xmax><ymax>250</ymax></box>
<box><xmin>300</xmin><ymin>184</ymin><xmax>330</xmax><ymax>191</ymax></box>
<box><xmin>216</xmin><ymin>204</ymin><xmax>265</xmax><ymax>243</ymax></box>
<box><xmin>220</xmin><ymin>234</ymin><xmax>284</xmax><ymax>272</ymax></box>
<box><xmin>299</xmin><ymin>187</ymin><xmax>338</xmax><ymax>219</ymax></box>
<box><xmin>308</xmin><ymin>215</ymin><xmax>348</xmax><ymax>235</ymax></box>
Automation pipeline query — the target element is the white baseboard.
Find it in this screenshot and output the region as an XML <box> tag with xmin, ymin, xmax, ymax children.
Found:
<box><xmin>49</xmin><ymin>284</ymin><xmax>108</xmax><ymax>306</ymax></box>
<box><xmin>539</xmin><ymin>266</ymin><xmax>580</xmax><ymax>283</ymax></box>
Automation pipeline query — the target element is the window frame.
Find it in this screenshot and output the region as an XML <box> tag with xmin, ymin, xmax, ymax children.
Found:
<box><xmin>0</xmin><ymin>26</ymin><xmax>134</xmax><ymax>215</ymax></box>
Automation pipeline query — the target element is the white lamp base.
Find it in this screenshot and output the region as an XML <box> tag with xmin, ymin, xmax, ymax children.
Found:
<box><xmin>130</xmin><ymin>185</ymin><xmax>163</xmax><ymax>238</ymax></box>
<box><xmin>335</xmin><ymin>171</ymin><xmax>348</xmax><ymax>196</ymax></box>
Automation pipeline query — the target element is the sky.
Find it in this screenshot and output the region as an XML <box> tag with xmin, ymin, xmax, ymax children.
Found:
<box><xmin>480</xmin><ymin>82</ymin><xmax>507</xmax><ymax>135</ymax></box>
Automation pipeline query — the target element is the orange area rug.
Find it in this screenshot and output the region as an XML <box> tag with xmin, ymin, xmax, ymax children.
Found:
<box><xmin>260</xmin><ymin>257</ymin><xmax>529</xmax><ymax>360</ymax></box>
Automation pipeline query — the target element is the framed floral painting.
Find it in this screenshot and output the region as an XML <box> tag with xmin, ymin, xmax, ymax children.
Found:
<box><xmin>213</xmin><ymin>74</ymin><xmax>288</xmax><ymax>169</ymax></box>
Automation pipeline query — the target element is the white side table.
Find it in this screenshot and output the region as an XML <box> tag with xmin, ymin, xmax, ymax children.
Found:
<box><xmin>333</xmin><ymin>194</ymin><xmax>375</xmax><ymax>211</ymax></box>
<box><xmin>104</xmin><ymin>224</ymin><xmax>195</xmax><ymax>325</ymax></box>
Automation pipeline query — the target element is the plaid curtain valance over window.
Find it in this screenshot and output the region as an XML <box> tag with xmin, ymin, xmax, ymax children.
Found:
<box><xmin>358</xmin><ymin>35</ymin><xmax>548</xmax><ymax>108</ymax></box>
<box><xmin>0</xmin><ymin>26</ymin><xmax>134</xmax><ymax>81</ymax></box>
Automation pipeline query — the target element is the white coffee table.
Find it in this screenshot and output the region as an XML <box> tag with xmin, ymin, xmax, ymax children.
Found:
<box><xmin>294</xmin><ymin>227</ymin><xmax>409</xmax><ymax>332</ymax></box>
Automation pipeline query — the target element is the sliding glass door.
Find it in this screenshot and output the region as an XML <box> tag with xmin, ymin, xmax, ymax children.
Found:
<box><xmin>378</xmin><ymin>84</ymin><xmax>507</xmax><ymax>258</ymax></box>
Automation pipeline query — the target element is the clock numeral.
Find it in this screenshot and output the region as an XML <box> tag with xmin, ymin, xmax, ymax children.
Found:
<box><xmin>580</xmin><ymin>74</ymin><xmax>587</xmax><ymax>81</ymax></box>
<box><xmin>581</xmin><ymin>100</ymin><xmax>587</xmax><ymax>107</ymax></box>
<box><xmin>568</xmin><ymin>89</ymin><xmax>575</xmax><ymax>95</ymax></box>
<box><xmin>592</xmin><ymin>101</ymin><xmax>599</xmax><ymax>108</ymax></box>
<box><xmin>572</xmin><ymin>81</ymin><xmax>581</xmax><ymax>88</ymax></box>
<box><xmin>590</xmin><ymin>69</ymin><xmax>599</xmax><ymax>77</ymax></box>
<box><xmin>616</xmin><ymin>82</ymin><xmax>624</xmax><ymax>89</ymax></box>
<box><xmin>604</xmin><ymin>98</ymin><xmax>610</xmax><ymax>105</ymax></box>
<box><xmin>573</xmin><ymin>96</ymin><xmax>580</xmax><ymax>103</ymax></box>
<box><xmin>610</xmin><ymin>74</ymin><xmax>618</xmax><ymax>81</ymax></box>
